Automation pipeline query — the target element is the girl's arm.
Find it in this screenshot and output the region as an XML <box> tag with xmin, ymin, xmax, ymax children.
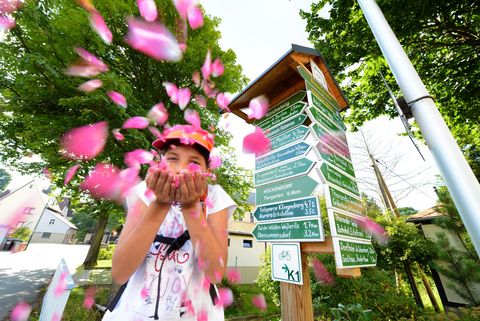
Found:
<box><xmin>111</xmin><ymin>170</ymin><xmax>174</xmax><ymax>284</ymax></box>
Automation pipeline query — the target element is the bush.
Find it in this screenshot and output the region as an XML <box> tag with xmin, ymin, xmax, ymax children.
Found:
<box><xmin>255</xmin><ymin>245</ymin><xmax>280</xmax><ymax>307</ymax></box>
<box><xmin>98</xmin><ymin>245</ymin><xmax>115</xmax><ymax>260</ymax></box>
<box><xmin>9</xmin><ymin>226</ymin><xmax>32</xmax><ymax>242</ymax></box>
<box><xmin>399</xmin><ymin>307</ymin><xmax>480</xmax><ymax>321</ymax></box>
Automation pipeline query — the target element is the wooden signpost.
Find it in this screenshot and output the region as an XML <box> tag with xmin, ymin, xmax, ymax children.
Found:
<box><xmin>228</xmin><ymin>45</ymin><xmax>377</xmax><ymax>321</ymax></box>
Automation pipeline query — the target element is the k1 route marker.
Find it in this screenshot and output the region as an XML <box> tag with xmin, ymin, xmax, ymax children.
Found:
<box><xmin>254</xmin><ymin>157</ymin><xmax>315</xmax><ymax>186</ymax></box>
<box><xmin>255</xmin><ymin>141</ymin><xmax>311</xmax><ymax>171</ymax></box>
<box><xmin>252</xmin><ymin>218</ymin><xmax>324</xmax><ymax>242</ymax></box>
<box><xmin>271</xmin><ymin>243</ymin><xmax>303</xmax><ymax>285</ymax></box>
<box><xmin>332</xmin><ymin>237</ymin><xmax>377</xmax><ymax>268</ymax></box>
<box><xmin>255</xmin><ymin>175</ymin><xmax>319</xmax><ymax>206</ymax></box>
<box><xmin>253</xmin><ymin>196</ymin><xmax>320</xmax><ymax>222</ymax></box>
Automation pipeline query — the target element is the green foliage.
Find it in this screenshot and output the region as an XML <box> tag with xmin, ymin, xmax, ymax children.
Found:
<box><xmin>330</xmin><ymin>303</ymin><xmax>373</xmax><ymax>321</ymax></box>
<box><xmin>399</xmin><ymin>307</ymin><xmax>480</xmax><ymax>321</ymax></box>
<box><xmin>311</xmin><ymin>254</ymin><xmax>420</xmax><ymax>321</ymax></box>
<box><xmin>98</xmin><ymin>244</ymin><xmax>116</xmax><ymax>260</ymax></box>
<box><xmin>0</xmin><ymin>168</ymin><xmax>11</xmax><ymax>193</ymax></box>
<box><xmin>256</xmin><ymin>245</ymin><xmax>280</xmax><ymax>307</ymax></box>
<box><xmin>300</xmin><ymin>0</ymin><xmax>480</xmax><ymax>180</ymax></box>
<box><xmin>398</xmin><ymin>207</ymin><xmax>418</xmax><ymax>216</ymax></box>
<box><xmin>8</xmin><ymin>226</ymin><xmax>31</xmax><ymax>242</ymax></box>
<box><xmin>361</xmin><ymin>193</ymin><xmax>384</xmax><ymax>219</ymax></box>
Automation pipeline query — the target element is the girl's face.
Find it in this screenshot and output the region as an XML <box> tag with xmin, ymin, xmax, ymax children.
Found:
<box><xmin>164</xmin><ymin>144</ymin><xmax>208</xmax><ymax>173</ymax></box>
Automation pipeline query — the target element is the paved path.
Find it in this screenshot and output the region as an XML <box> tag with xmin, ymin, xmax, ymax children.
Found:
<box><xmin>0</xmin><ymin>243</ymin><xmax>89</xmax><ymax>320</ymax></box>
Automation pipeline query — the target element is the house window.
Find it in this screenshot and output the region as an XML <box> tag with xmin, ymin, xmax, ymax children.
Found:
<box><xmin>49</xmin><ymin>219</ymin><xmax>55</xmax><ymax>225</ymax></box>
<box><xmin>243</xmin><ymin>240</ymin><xmax>253</xmax><ymax>248</ymax></box>
<box><xmin>23</xmin><ymin>207</ymin><xmax>35</xmax><ymax>215</ymax></box>
<box><xmin>41</xmin><ymin>232</ymin><xmax>51</xmax><ymax>239</ymax></box>
<box><xmin>228</xmin><ymin>238</ymin><xmax>230</xmax><ymax>247</ymax></box>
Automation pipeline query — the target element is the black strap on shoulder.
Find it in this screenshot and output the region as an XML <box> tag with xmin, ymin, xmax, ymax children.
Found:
<box><xmin>106</xmin><ymin>282</ymin><xmax>128</xmax><ymax>312</ymax></box>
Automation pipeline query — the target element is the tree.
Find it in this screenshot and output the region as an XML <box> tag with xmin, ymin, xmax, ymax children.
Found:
<box><xmin>0</xmin><ymin>0</ymin><xmax>250</xmax><ymax>267</ymax></box>
<box><xmin>9</xmin><ymin>226</ymin><xmax>31</xmax><ymax>242</ymax></box>
<box><xmin>300</xmin><ymin>0</ymin><xmax>480</xmax><ymax>179</ymax></box>
<box><xmin>0</xmin><ymin>168</ymin><xmax>11</xmax><ymax>193</ymax></box>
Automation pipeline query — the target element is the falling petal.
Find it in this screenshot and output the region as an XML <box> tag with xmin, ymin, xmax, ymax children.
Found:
<box><xmin>10</xmin><ymin>301</ymin><xmax>31</xmax><ymax>321</ymax></box>
<box><xmin>0</xmin><ymin>15</ymin><xmax>15</xmax><ymax>30</ymax></box>
<box><xmin>211</xmin><ymin>58</ymin><xmax>224</xmax><ymax>77</ymax></box>
<box><xmin>136</xmin><ymin>0</ymin><xmax>157</xmax><ymax>22</ymax></box>
<box><xmin>311</xmin><ymin>258</ymin><xmax>334</xmax><ymax>285</ymax></box>
<box><xmin>172</xmin><ymin>175</ymin><xmax>180</xmax><ymax>188</ymax></box>
<box><xmin>215</xmin><ymin>92</ymin><xmax>231</xmax><ymax>111</ymax></box>
<box><xmin>61</xmin><ymin>121</ymin><xmax>108</xmax><ymax>160</ymax></box>
<box><xmin>0</xmin><ymin>0</ymin><xmax>22</xmax><ymax>14</ymax></box>
<box><xmin>197</xmin><ymin>310</ymin><xmax>208</xmax><ymax>321</ymax></box>
<box><xmin>65</xmin><ymin>48</ymin><xmax>108</xmax><ymax>77</ymax></box>
<box><xmin>226</xmin><ymin>268</ymin><xmax>241</xmax><ymax>284</ymax></box>
<box><xmin>192</xmin><ymin>71</ymin><xmax>201</xmax><ymax>86</ymax></box>
<box><xmin>247</xmin><ymin>95</ymin><xmax>269</xmax><ymax>120</ymax></box>
<box><xmin>251</xmin><ymin>294</ymin><xmax>267</xmax><ymax>311</ymax></box>
<box><xmin>53</xmin><ymin>272</ymin><xmax>68</xmax><ymax>296</ymax></box>
<box><xmin>64</xmin><ymin>164</ymin><xmax>80</xmax><ymax>185</ymax></box>
<box><xmin>356</xmin><ymin>217</ymin><xmax>388</xmax><ymax>244</ymax></box>
<box><xmin>242</xmin><ymin>127</ymin><xmax>271</xmax><ymax>156</ymax></box>
<box><xmin>187</xmin><ymin>5</ymin><xmax>203</xmax><ymax>29</ymax></box>
<box><xmin>215</xmin><ymin>288</ymin><xmax>233</xmax><ymax>307</ymax></box>
<box><xmin>205</xmin><ymin>197</ymin><xmax>213</xmax><ymax>209</ymax></box>
<box><xmin>148</xmin><ymin>103</ymin><xmax>169</xmax><ymax>125</ymax></box>
<box><xmin>173</xmin><ymin>0</ymin><xmax>193</xmax><ymax>20</ymax></box>
<box><xmin>194</xmin><ymin>95</ymin><xmax>207</xmax><ymax>108</ymax></box>
<box><xmin>75</xmin><ymin>47</ymin><xmax>109</xmax><ymax>72</ymax></box>
<box><xmin>42</xmin><ymin>167</ymin><xmax>52</xmax><ymax>180</ymax></box>
<box><xmin>140</xmin><ymin>286</ymin><xmax>149</xmax><ymax>299</ymax></box>
<box><xmin>50</xmin><ymin>313</ymin><xmax>61</xmax><ymax>321</ymax></box>
<box><xmin>78</xmin><ymin>79</ymin><xmax>103</xmax><ymax>92</ymax></box>
<box><xmin>124</xmin><ymin>149</ymin><xmax>154</xmax><ymax>168</ymax></box>
<box><xmin>90</xmin><ymin>10</ymin><xmax>112</xmax><ymax>44</ymax></box>
<box><xmin>148</xmin><ymin>126</ymin><xmax>163</xmax><ymax>139</ymax></box>
<box><xmin>201</xmin><ymin>79</ymin><xmax>218</xmax><ymax>98</ymax></box>
<box><xmin>184</xmin><ymin>108</ymin><xmax>200</xmax><ymax>128</ymax></box>
<box><xmin>83</xmin><ymin>287</ymin><xmax>96</xmax><ymax>309</ymax></box>
<box><xmin>120</xmin><ymin>167</ymin><xmax>140</xmax><ymax>184</ymax></box>
<box><xmin>177</xmin><ymin>88</ymin><xmax>191</xmax><ymax>110</ymax></box>
<box><xmin>112</xmin><ymin>128</ymin><xmax>124</xmax><ymax>141</ymax></box>
<box><xmin>77</xmin><ymin>0</ymin><xmax>95</xmax><ymax>12</ymax></box>
<box><xmin>178</xmin><ymin>43</ymin><xmax>187</xmax><ymax>52</ymax></box>
<box><xmin>186</xmin><ymin>162</ymin><xmax>201</xmax><ymax>173</ymax></box>
<box><xmin>107</xmin><ymin>91</ymin><xmax>127</xmax><ymax>108</ymax></box>
<box><xmin>144</xmin><ymin>188</ymin><xmax>155</xmax><ymax>200</ymax></box>
<box><xmin>201</xmin><ymin>50</ymin><xmax>212</xmax><ymax>80</ymax></box>
<box><xmin>208</xmin><ymin>155</ymin><xmax>221</xmax><ymax>170</ymax></box>
<box><xmin>164</xmin><ymin>82</ymin><xmax>179</xmax><ymax>103</ymax></box>
<box><xmin>122</xmin><ymin>116</ymin><xmax>149</xmax><ymax>129</ymax></box>
<box><xmin>125</xmin><ymin>18</ymin><xmax>182</xmax><ymax>62</ymax></box>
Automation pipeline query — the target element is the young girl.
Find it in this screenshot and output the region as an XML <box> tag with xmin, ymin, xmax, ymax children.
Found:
<box><xmin>102</xmin><ymin>125</ymin><xmax>236</xmax><ymax>321</ymax></box>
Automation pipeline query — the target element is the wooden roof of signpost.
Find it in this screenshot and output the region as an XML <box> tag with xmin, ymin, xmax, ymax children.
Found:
<box><xmin>228</xmin><ymin>44</ymin><xmax>349</xmax><ymax>121</ymax></box>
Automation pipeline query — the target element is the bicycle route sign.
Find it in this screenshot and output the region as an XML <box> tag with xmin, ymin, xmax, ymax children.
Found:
<box><xmin>271</xmin><ymin>243</ymin><xmax>303</xmax><ymax>285</ymax></box>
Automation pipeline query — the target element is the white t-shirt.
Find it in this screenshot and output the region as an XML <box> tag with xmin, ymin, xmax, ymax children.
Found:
<box><xmin>102</xmin><ymin>181</ymin><xmax>237</xmax><ymax>321</ymax></box>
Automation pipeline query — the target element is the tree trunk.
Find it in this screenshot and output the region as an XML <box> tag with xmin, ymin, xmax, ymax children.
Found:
<box><xmin>83</xmin><ymin>214</ymin><xmax>109</xmax><ymax>269</ymax></box>
<box><xmin>416</xmin><ymin>263</ymin><xmax>441</xmax><ymax>312</ymax></box>
<box><xmin>404</xmin><ymin>262</ymin><xmax>424</xmax><ymax>308</ymax></box>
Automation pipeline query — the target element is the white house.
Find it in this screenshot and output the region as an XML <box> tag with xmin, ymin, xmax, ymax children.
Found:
<box><xmin>0</xmin><ymin>180</ymin><xmax>77</xmax><ymax>244</ymax></box>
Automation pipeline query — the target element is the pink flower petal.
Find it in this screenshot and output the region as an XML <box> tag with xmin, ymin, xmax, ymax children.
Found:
<box><xmin>83</xmin><ymin>287</ymin><xmax>96</xmax><ymax>309</ymax></box>
<box><xmin>194</xmin><ymin>95</ymin><xmax>207</xmax><ymax>108</ymax></box>
<box><xmin>61</xmin><ymin>121</ymin><xmax>108</xmax><ymax>160</ymax></box>
<box><xmin>216</xmin><ymin>92</ymin><xmax>231</xmax><ymax>111</ymax></box>
<box><xmin>77</xmin><ymin>0</ymin><xmax>95</xmax><ymax>12</ymax></box>
<box><xmin>120</xmin><ymin>167</ymin><xmax>140</xmax><ymax>184</ymax></box>
<box><xmin>10</xmin><ymin>301</ymin><xmax>31</xmax><ymax>321</ymax></box>
<box><xmin>42</xmin><ymin>167</ymin><xmax>52</xmax><ymax>180</ymax></box>
<box><xmin>197</xmin><ymin>310</ymin><xmax>208</xmax><ymax>321</ymax></box>
<box><xmin>208</xmin><ymin>155</ymin><xmax>221</xmax><ymax>170</ymax></box>
<box><xmin>172</xmin><ymin>174</ymin><xmax>180</xmax><ymax>188</ymax></box>
<box><xmin>226</xmin><ymin>268</ymin><xmax>241</xmax><ymax>284</ymax></box>
<box><xmin>201</xmin><ymin>50</ymin><xmax>212</xmax><ymax>80</ymax></box>
<box><xmin>242</xmin><ymin>127</ymin><xmax>271</xmax><ymax>156</ymax></box>
<box><xmin>140</xmin><ymin>286</ymin><xmax>149</xmax><ymax>299</ymax></box>
<box><xmin>78</xmin><ymin>79</ymin><xmax>103</xmax><ymax>92</ymax></box>
<box><xmin>50</xmin><ymin>313</ymin><xmax>61</xmax><ymax>321</ymax></box>
<box><xmin>107</xmin><ymin>91</ymin><xmax>127</xmax><ymax>108</ymax></box>
<box><xmin>148</xmin><ymin>103</ymin><xmax>169</xmax><ymax>125</ymax></box>
<box><xmin>177</xmin><ymin>88</ymin><xmax>191</xmax><ymax>110</ymax></box>
<box><xmin>215</xmin><ymin>288</ymin><xmax>233</xmax><ymax>307</ymax></box>
<box><xmin>173</xmin><ymin>0</ymin><xmax>193</xmax><ymax>20</ymax></box>
<box><xmin>90</xmin><ymin>10</ymin><xmax>112</xmax><ymax>44</ymax></box>
<box><xmin>65</xmin><ymin>48</ymin><xmax>108</xmax><ymax>77</ymax></box>
<box><xmin>205</xmin><ymin>197</ymin><xmax>213</xmax><ymax>209</ymax></box>
<box><xmin>247</xmin><ymin>95</ymin><xmax>269</xmax><ymax>120</ymax></box>
<box><xmin>164</xmin><ymin>82</ymin><xmax>179</xmax><ymax>103</ymax></box>
<box><xmin>125</xmin><ymin>18</ymin><xmax>182</xmax><ymax>62</ymax></box>
<box><xmin>178</xmin><ymin>43</ymin><xmax>187</xmax><ymax>52</ymax></box>
<box><xmin>64</xmin><ymin>164</ymin><xmax>80</xmax><ymax>185</ymax></box>
<box><xmin>311</xmin><ymin>258</ymin><xmax>334</xmax><ymax>285</ymax></box>
<box><xmin>136</xmin><ymin>0</ymin><xmax>157</xmax><ymax>22</ymax></box>
<box><xmin>75</xmin><ymin>47</ymin><xmax>108</xmax><ymax>72</ymax></box>
<box><xmin>124</xmin><ymin>149</ymin><xmax>154</xmax><ymax>168</ymax></box>
<box><xmin>211</xmin><ymin>58</ymin><xmax>224</xmax><ymax>77</ymax></box>
<box><xmin>0</xmin><ymin>15</ymin><xmax>15</xmax><ymax>30</ymax></box>
<box><xmin>112</xmin><ymin>128</ymin><xmax>124</xmax><ymax>141</ymax></box>
<box><xmin>186</xmin><ymin>162</ymin><xmax>201</xmax><ymax>173</ymax></box>
<box><xmin>122</xmin><ymin>116</ymin><xmax>149</xmax><ymax>129</ymax></box>
<box><xmin>0</xmin><ymin>0</ymin><xmax>22</xmax><ymax>14</ymax></box>
<box><xmin>251</xmin><ymin>294</ymin><xmax>267</xmax><ymax>311</ymax></box>
<box><xmin>187</xmin><ymin>5</ymin><xmax>203</xmax><ymax>29</ymax></box>
<box><xmin>148</xmin><ymin>126</ymin><xmax>163</xmax><ymax>139</ymax></box>
<box><xmin>201</xmin><ymin>79</ymin><xmax>218</xmax><ymax>98</ymax></box>
<box><xmin>192</xmin><ymin>71</ymin><xmax>201</xmax><ymax>86</ymax></box>
<box><xmin>184</xmin><ymin>108</ymin><xmax>201</xmax><ymax>128</ymax></box>
<box><xmin>356</xmin><ymin>217</ymin><xmax>388</xmax><ymax>244</ymax></box>
<box><xmin>54</xmin><ymin>272</ymin><xmax>68</xmax><ymax>296</ymax></box>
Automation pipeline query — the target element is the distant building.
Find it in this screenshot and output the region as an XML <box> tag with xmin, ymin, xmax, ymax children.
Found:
<box><xmin>0</xmin><ymin>180</ymin><xmax>77</xmax><ymax>244</ymax></box>
<box><xmin>227</xmin><ymin>191</ymin><xmax>266</xmax><ymax>284</ymax></box>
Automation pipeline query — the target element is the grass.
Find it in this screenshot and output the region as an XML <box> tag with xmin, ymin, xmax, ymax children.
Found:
<box><xmin>225</xmin><ymin>283</ymin><xmax>280</xmax><ymax>319</ymax></box>
<box><xmin>94</xmin><ymin>259</ymin><xmax>112</xmax><ymax>269</ymax></box>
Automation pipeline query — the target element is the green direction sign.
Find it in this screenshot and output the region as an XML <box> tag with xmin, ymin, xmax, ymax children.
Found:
<box><xmin>255</xmin><ymin>175</ymin><xmax>319</xmax><ymax>206</ymax></box>
<box><xmin>265</xmin><ymin>114</ymin><xmax>308</xmax><ymax>139</ymax></box>
<box><xmin>266</xmin><ymin>125</ymin><xmax>309</xmax><ymax>153</ymax></box>
<box><xmin>297</xmin><ymin>65</ymin><xmax>339</xmax><ymax>111</ymax></box>
<box><xmin>257</xmin><ymin>102</ymin><xmax>306</xmax><ymax>130</ymax></box>
<box><xmin>252</xmin><ymin>218</ymin><xmax>324</xmax><ymax>242</ymax></box>
<box><xmin>305</xmin><ymin>82</ymin><xmax>339</xmax><ymax>113</ymax></box>
<box><xmin>327</xmin><ymin>186</ymin><xmax>364</xmax><ymax>216</ymax></box>
<box><xmin>330</xmin><ymin>210</ymin><xmax>370</xmax><ymax>240</ymax></box>
<box><xmin>308</xmin><ymin>91</ymin><xmax>346</xmax><ymax>131</ymax></box>
<box><xmin>334</xmin><ymin>238</ymin><xmax>377</xmax><ymax>267</ymax></box>
<box><xmin>314</xmin><ymin>141</ymin><xmax>355</xmax><ymax>178</ymax></box>
<box><xmin>255</xmin><ymin>141</ymin><xmax>311</xmax><ymax>170</ymax></box>
<box><xmin>307</xmin><ymin>106</ymin><xmax>344</xmax><ymax>134</ymax></box>
<box><xmin>254</xmin><ymin>157</ymin><xmax>314</xmax><ymax>186</ymax></box>
<box><xmin>318</xmin><ymin>163</ymin><xmax>360</xmax><ymax>196</ymax></box>
<box><xmin>309</xmin><ymin>123</ymin><xmax>350</xmax><ymax>160</ymax></box>
<box><xmin>254</xmin><ymin>196</ymin><xmax>320</xmax><ymax>222</ymax></box>
<box><xmin>257</xmin><ymin>91</ymin><xmax>306</xmax><ymax>124</ymax></box>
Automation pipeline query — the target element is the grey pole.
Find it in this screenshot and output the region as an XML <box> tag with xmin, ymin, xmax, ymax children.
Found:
<box><xmin>358</xmin><ymin>0</ymin><xmax>480</xmax><ymax>256</ymax></box>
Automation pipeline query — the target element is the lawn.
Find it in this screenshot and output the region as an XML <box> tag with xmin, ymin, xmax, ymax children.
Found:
<box><xmin>225</xmin><ymin>283</ymin><xmax>280</xmax><ymax>319</ymax></box>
